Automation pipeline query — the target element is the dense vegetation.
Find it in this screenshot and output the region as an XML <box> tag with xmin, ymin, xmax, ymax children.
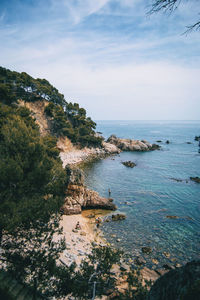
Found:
<box><xmin>0</xmin><ymin>103</ymin><xmax>67</xmax><ymax>236</ymax></box>
<box><xmin>0</xmin><ymin>66</ymin><xmax>102</xmax><ymax>148</ymax></box>
<box><xmin>45</xmin><ymin>101</ymin><xmax>102</xmax><ymax>147</ymax></box>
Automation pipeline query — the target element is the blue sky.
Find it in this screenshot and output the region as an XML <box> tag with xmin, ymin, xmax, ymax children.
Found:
<box><xmin>0</xmin><ymin>0</ymin><xmax>200</xmax><ymax>120</ymax></box>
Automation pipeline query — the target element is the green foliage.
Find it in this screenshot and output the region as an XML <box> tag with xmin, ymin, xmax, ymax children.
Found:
<box><xmin>0</xmin><ymin>66</ymin><xmax>65</xmax><ymax>105</ymax></box>
<box><xmin>1</xmin><ymin>217</ymin><xmax>74</xmax><ymax>299</ymax></box>
<box><xmin>118</xmin><ymin>268</ymin><xmax>150</xmax><ymax>300</ymax></box>
<box><xmin>71</xmin><ymin>245</ymin><xmax>122</xmax><ymax>299</ymax></box>
<box><xmin>45</xmin><ymin>101</ymin><xmax>103</xmax><ymax>147</ymax></box>
<box><xmin>0</xmin><ymin>103</ymin><xmax>67</xmax><ymax>234</ymax></box>
<box><xmin>0</xmin><ymin>66</ymin><xmax>102</xmax><ymax>148</ymax></box>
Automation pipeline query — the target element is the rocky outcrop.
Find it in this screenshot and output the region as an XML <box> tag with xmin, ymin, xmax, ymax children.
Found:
<box><xmin>190</xmin><ymin>176</ymin><xmax>200</xmax><ymax>183</ymax></box>
<box><xmin>111</xmin><ymin>213</ymin><xmax>126</xmax><ymax>221</ymax></box>
<box><xmin>148</xmin><ymin>260</ymin><xmax>200</xmax><ymax>300</ymax></box>
<box><xmin>107</xmin><ymin>135</ymin><xmax>160</xmax><ymax>151</ymax></box>
<box><xmin>122</xmin><ymin>161</ymin><xmax>136</xmax><ymax>168</ymax></box>
<box><xmin>102</xmin><ymin>141</ymin><xmax>121</xmax><ymax>154</ymax></box>
<box><xmin>62</xmin><ymin>167</ymin><xmax>117</xmax><ymax>215</ymax></box>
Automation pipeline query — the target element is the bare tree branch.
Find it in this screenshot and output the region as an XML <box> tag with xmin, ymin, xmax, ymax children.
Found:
<box><xmin>148</xmin><ymin>0</ymin><xmax>200</xmax><ymax>33</ymax></box>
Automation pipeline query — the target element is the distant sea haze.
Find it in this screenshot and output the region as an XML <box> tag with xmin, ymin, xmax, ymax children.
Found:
<box><xmin>84</xmin><ymin>120</ymin><xmax>200</xmax><ymax>267</ymax></box>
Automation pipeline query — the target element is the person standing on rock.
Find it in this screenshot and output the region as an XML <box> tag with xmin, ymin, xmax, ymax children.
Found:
<box><xmin>108</xmin><ymin>189</ymin><xmax>111</xmax><ymax>197</ymax></box>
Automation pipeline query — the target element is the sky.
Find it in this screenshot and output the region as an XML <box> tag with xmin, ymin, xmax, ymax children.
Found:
<box><xmin>0</xmin><ymin>0</ymin><xmax>200</xmax><ymax>120</ymax></box>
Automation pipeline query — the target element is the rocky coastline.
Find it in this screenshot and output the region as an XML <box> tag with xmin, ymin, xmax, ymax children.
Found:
<box><xmin>62</xmin><ymin>167</ymin><xmax>116</xmax><ymax>215</ymax></box>
<box><xmin>60</xmin><ymin>135</ymin><xmax>160</xmax><ymax>215</ymax></box>
<box><xmin>107</xmin><ymin>135</ymin><xmax>161</xmax><ymax>151</ymax></box>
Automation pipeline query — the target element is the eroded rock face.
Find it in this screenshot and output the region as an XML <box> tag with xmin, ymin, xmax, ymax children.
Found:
<box><xmin>62</xmin><ymin>167</ymin><xmax>117</xmax><ymax>215</ymax></box>
<box><xmin>148</xmin><ymin>260</ymin><xmax>200</xmax><ymax>300</ymax></box>
<box><xmin>107</xmin><ymin>135</ymin><xmax>160</xmax><ymax>151</ymax></box>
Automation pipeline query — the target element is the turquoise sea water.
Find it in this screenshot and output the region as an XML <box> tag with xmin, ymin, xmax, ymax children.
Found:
<box><xmin>84</xmin><ymin>121</ymin><xmax>200</xmax><ymax>267</ymax></box>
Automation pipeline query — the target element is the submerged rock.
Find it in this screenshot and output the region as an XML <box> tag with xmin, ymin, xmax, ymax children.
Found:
<box><xmin>142</xmin><ymin>246</ymin><xmax>152</xmax><ymax>254</ymax></box>
<box><xmin>152</xmin><ymin>258</ymin><xmax>159</xmax><ymax>265</ymax></box>
<box><xmin>111</xmin><ymin>213</ymin><xmax>126</xmax><ymax>221</ymax></box>
<box><xmin>163</xmin><ymin>252</ymin><xmax>170</xmax><ymax>258</ymax></box>
<box><xmin>134</xmin><ymin>256</ymin><xmax>146</xmax><ymax>266</ymax></box>
<box><xmin>190</xmin><ymin>177</ymin><xmax>200</xmax><ymax>183</ymax></box>
<box><xmin>121</xmin><ymin>161</ymin><xmax>136</xmax><ymax>168</ymax></box>
<box><xmin>170</xmin><ymin>178</ymin><xmax>183</xmax><ymax>182</ymax></box>
<box><xmin>166</xmin><ymin>215</ymin><xmax>179</xmax><ymax>219</ymax></box>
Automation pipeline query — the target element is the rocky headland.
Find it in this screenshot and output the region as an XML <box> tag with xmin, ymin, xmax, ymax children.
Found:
<box><xmin>107</xmin><ymin>134</ymin><xmax>161</xmax><ymax>151</ymax></box>
<box><xmin>62</xmin><ymin>166</ymin><xmax>116</xmax><ymax>215</ymax></box>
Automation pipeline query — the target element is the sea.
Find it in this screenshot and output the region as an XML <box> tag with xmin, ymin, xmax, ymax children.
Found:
<box><xmin>83</xmin><ymin>120</ymin><xmax>200</xmax><ymax>268</ymax></box>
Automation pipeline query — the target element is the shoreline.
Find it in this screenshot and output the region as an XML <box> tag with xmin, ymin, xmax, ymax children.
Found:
<box><xmin>60</xmin><ymin>209</ymin><xmax>110</xmax><ymax>267</ymax></box>
<box><xmin>59</xmin><ymin>144</ymin><xmax>165</xmax><ymax>283</ymax></box>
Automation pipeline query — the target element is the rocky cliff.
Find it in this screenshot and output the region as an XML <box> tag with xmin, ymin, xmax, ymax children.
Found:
<box><xmin>62</xmin><ymin>167</ymin><xmax>117</xmax><ymax>215</ymax></box>
<box><xmin>107</xmin><ymin>135</ymin><xmax>160</xmax><ymax>151</ymax></box>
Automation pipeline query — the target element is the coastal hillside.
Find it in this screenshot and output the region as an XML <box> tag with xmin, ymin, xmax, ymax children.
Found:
<box><xmin>0</xmin><ymin>66</ymin><xmax>102</xmax><ymax>148</ymax></box>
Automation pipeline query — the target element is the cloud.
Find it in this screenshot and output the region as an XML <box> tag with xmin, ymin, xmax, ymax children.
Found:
<box><xmin>0</xmin><ymin>0</ymin><xmax>199</xmax><ymax>120</ymax></box>
<box><xmin>50</xmin><ymin>0</ymin><xmax>111</xmax><ymax>24</ymax></box>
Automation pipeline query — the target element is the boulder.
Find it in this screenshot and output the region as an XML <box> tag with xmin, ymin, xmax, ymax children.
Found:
<box><xmin>134</xmin><ymin>256</ymin><xmax>146</xmax><ymax>266</ymax></box>
<box><xmin>151</xmin><ymin>144</ymin><xmax>161</xmax><ymax>150</ymax></box>
<box><xmin>141</xmin><ymin>267</ymin><xmax>160</xmax><ymax>282</ymax></box>
<box><xmin>62</xmin><ymin>166</ymin><xmax>117</xmax><ymax>215</ymax></box>
<box><xmin>111</xmin><ymin>214</ymin><xmax>126</xmax><ymax>221</ymax></box>
<box><xmin>142</xmin><ymin>246</ymin><xmax>152</xmax><ymax>254</ymax></box>
<box><xmin>121</xmin><ymin>161</ymin><xmax>136</xmax><ymax>168</ymax></box>
<box><xmin>190</xmin><ymin>177</ymin><xmax>200</xmax><ymax>183</ymax></box>
<box><xmin>102</xmin><ymin>141</ymin><xmax>121</xmax><ymax>154</ymax></box>
<box><xmin>163</xmin><ymin>252</ymin><xmax>170</xmax><ymax>258</ymax></box>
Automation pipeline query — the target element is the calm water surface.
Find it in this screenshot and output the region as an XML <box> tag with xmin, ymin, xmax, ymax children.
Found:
<box><xmin>83</xmin><ymin>121</ymin><xmax>200</xmax><ymax>267</ymax></box>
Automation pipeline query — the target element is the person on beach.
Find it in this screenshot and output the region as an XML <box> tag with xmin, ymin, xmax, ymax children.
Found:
<box><xmin>95</xmin><ymin>217</ymin><xmax>102</xmax><ymax>228</ymax></box>
<box><xmin>108</xmin><ymin>188</ymin><xmax>111</xmax><ymax>197</ymax></box>
<box><xmin>75</xmin><ymin>221</ymin><xmax>81</xmax><ymax>230</ymax></box>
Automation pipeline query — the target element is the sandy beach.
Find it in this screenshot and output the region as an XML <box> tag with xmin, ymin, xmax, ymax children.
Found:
<box><xmin>59</xmin><ymin>210</ymin><xmax>109</xmax><ymax>267</ymax></box>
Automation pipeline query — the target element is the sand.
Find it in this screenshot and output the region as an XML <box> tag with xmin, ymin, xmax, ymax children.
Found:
<box><xmin>59</xmin><ymin>210</ymin><xmax>108</xmax><ymax>267</ymax></box>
